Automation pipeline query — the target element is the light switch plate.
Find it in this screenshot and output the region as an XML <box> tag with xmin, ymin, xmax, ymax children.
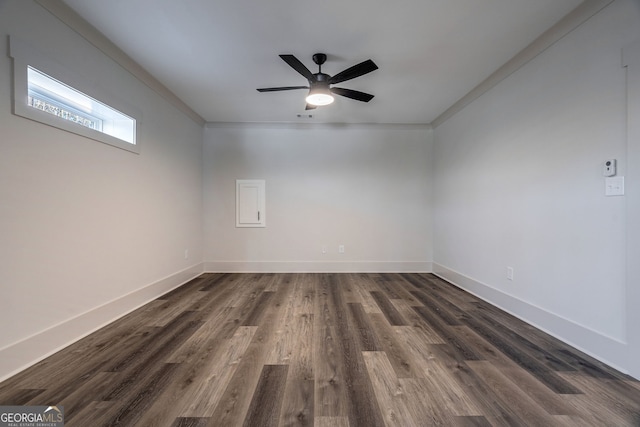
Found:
<box><xmin>605</xmin><ymin>176</ymin><xmax>625</xmax><ymax>196</ymax></box>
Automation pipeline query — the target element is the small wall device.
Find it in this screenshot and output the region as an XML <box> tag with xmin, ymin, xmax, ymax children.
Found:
<box><xmin>604</xmin><ymin>159</ymin><xmax>616</xmax><ymax>177</ymax></box>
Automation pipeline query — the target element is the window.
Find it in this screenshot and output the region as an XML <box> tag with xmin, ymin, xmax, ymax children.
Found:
<box><xmin>27</xmin><ymin>66</ymin><xmax>137</xmax><ymax>143</ymax></box>
<box><xmin>10</xmin><ymin>36</ymin><xmax>141</xmax><ymax>153</ymax></box>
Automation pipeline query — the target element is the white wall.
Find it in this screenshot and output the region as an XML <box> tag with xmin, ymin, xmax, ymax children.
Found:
<box><xmin>2</xmin><ymin>0</ymin><xmax>638</xmax><ymax>383</ymax></box>
<box><xmin>203</xmin><ymin>124</ymin><xmax>433</xmax><ymax>272</ymax></box>
<box><xmin>0</xmin><ymin>1</ymin><xmax>204</xmax><ymax>380</ymax></box>
<box><xmin>433</xmin><ymin>0</ymin><xmax>640</xmax><ymax>376</ymax></box>
<box><xmin>623</xmin><ymin>34</ymin><xmax>640</xmax><ymax>380</ymax></box>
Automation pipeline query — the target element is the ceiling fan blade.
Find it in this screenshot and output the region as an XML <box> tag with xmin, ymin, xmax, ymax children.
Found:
<box><xmin>330</xmin><ymin>87</ymin><xmax>374</xmax><ymax>102</ymax></box>
<box><xmin>257</xmin><ymin>86</ymin><xmax>309</xmax><ymax>92</ymax></box>
<box><xmin>305</xmin><ymin>104</ymin><xmax>317</xmax><ymax>110</ymax></box>
<box><xmin>279</xmin><ymin>55</ymin><xmax>314</xmax><ymax>81</ymax></box>
<box><xmin>329</xmin><ymin>59</ymin><xmax>378</xmax><ymax>85</ymax></box>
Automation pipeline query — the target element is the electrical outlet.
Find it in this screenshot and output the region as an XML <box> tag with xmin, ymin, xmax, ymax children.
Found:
<box><xmin>338</xmin><ymin>245</ymin><xmax>345</xmax><ymax>254</ymax></box>
<box><xmin>184</xmin><ymin>249</ymin><xmax>189</xmax><ymax>260</ymax></box>
<box><xmin>322</xmin><ymin>245</ymin><xmax>327</xmax><ymax>254</ymax></box>
<box><xmin>506</xmin><ymin>267</ymin><xmax>514</xmax><ymax>281</ymax></box>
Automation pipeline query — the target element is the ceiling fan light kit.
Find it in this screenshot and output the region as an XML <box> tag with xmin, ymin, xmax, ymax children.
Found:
<box><xmin>257</xmin><ymin>53</ymin><xmax>378</xmax><ymax>109</ymax></box>
<box><xmin>306</xmin><ymin>87</ymin><xmax>334</xmax><ymax>106</ymax></box>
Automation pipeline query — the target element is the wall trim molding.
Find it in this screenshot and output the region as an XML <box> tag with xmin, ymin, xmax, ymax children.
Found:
<box><xmin>34</xmin><ymin>0</ymin><xmax>206</xmax><ymax>126</ymax></box>
<box><xmin>431</xmin><ymin>0</ymin><xmax>616</xmax><ymax>128</ymax></box>
<box><xmin>432</xmin><ymin>262</ymin><xmax>633</xmax><ymax>377</ymax></box>
<box><xmin>623</xmin><ymin>38</ymin><xmax>640</xmax><ymax>379</ymax></box>
<box><xmin>205</xmin><ymin>122</ymin><xmax>433</xmax><ymax>131</ymax></box>
<box><xmin>31</xmin><ymin>0</ymin><xmax>614</xmax><ymax>131</ymax></box>
<box><xmin>0</xmin><ymin>263</ymin><xmax>204</xmax><ymax>383</ymax></box>
<box><xmin>205</xmin><ymin>261</ymin><xmax>432</xmax><ymax>273</ymax></box>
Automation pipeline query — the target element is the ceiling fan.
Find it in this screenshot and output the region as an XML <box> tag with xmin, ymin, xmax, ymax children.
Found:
<box><xmin>257</xmin><ymin>53</ymin><xmax>378</xmax><ymax>110</ymax></box>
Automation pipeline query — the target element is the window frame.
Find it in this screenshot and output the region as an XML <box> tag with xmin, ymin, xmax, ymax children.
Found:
<box><xmin>9</xmin><ymin>36</ymin><xmax>142</xmax><ymax>154</ymax></box>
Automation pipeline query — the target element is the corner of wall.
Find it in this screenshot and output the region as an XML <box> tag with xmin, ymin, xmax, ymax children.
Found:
<box><xmin>432</xmin><ymin>262</ymin><xmax>633</xmax><ymax>377</ymax></box>
<box><xmin>0</xmin><ymin>263</ymin><xmax>204</xmax><ymax>383</ymax></box>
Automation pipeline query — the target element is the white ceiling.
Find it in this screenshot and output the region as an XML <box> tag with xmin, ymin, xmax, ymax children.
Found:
<box><xmin>61</xmin><ymin>0</ymin><xmax>583</xmax><ymax>124</ymax></box>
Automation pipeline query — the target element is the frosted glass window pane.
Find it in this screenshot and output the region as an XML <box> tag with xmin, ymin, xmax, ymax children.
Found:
<box><xmin>27</xmin><ymin>66</ymin><xmax>136</xmax><ymax>145</ymax></box>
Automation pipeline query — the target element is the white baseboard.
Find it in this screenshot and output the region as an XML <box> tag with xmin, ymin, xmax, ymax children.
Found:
<box><xmin>204</xmin><ymin>260</ymin><xmax>433</xmax><ymax>273</ymax></box>
<box><xmin>0</xmin><ymin>262</ymin><xmax>204</xmax><ymax>383</ymax></box>
<box><xmin>432</xmin><ymin>262</ymin><xmax>633</xmax><ymax>377</ymax></box>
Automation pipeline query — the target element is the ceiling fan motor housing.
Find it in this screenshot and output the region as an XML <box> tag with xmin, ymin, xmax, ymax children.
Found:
<box><xmin>312</xmin><ymin>53</ymin><xmax>327</xmax><ymax>66</ymax></box>
<box><xmin>312</xmin><ymin>73</ymin><xmax>330</xmax><ymax>85</ymax></box>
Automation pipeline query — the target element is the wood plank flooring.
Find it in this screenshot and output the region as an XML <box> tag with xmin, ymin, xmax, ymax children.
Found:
<box><xmin>1</xmin><ymin>273</ymin><xmax>639</xmax><ymax>426</ymax></box>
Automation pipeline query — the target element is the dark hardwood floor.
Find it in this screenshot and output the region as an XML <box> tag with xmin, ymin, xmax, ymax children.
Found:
<box><xmin>1</xmin><ymin>273</ymin><xmax>639</xmax><ymax>426</ymax></box>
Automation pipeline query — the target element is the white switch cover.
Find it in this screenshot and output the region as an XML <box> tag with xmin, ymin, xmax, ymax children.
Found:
<box><xmin>605</xmin><ymin>176</ymin><xmax>625</xmax><ymax>196</ymax></box>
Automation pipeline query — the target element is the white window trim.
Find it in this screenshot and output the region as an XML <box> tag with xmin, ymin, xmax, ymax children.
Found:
<box><xmin>9</xmin><ymin>36</ymin><xmax>142</xmax><ymax>154</ymax></box>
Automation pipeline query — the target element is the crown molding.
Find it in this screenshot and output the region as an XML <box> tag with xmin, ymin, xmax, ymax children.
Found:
<box><xmin>432</xmin><ymin>0</ymin><xmax>616</xmax><ymax>128</ymax></box>
<box><xmin>34</xmin><ymin>0</ymin><xmax>206</xmax><ymax>126</ymax></box>
<box><xmin>205</xmin><ymin>121</ymin><xmax>432</xmax><ymax>131</ymax></box>
<box><xmin>34</xmin><ymin>0</ymin><xmax>614</xmax><ymax>131</ymax></box>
